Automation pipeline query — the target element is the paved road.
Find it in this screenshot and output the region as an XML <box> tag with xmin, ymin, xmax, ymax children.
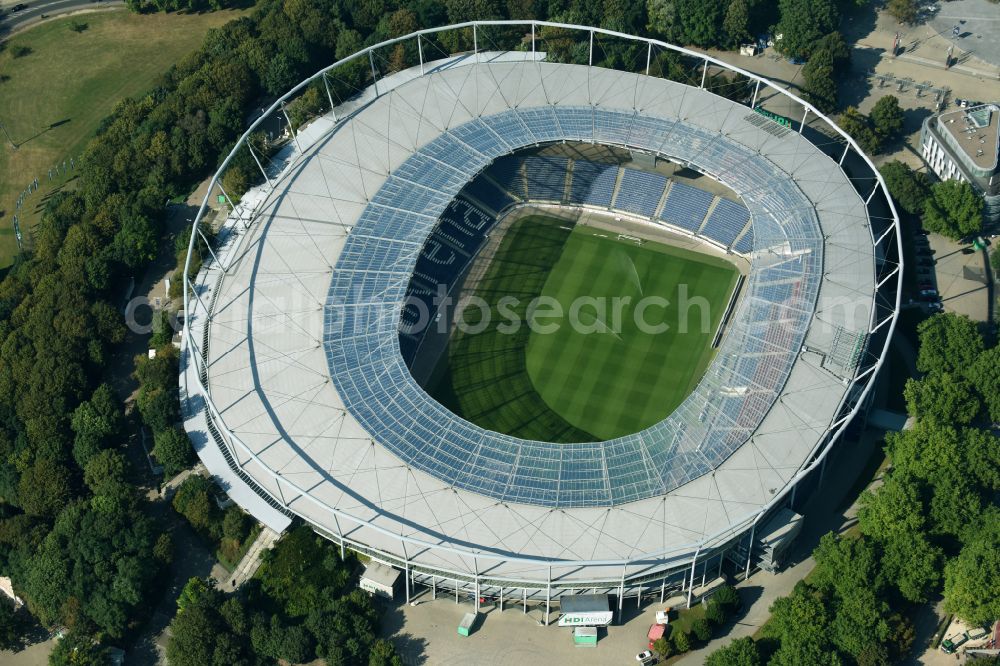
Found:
<box><xmin>928</xmin><ymin>0</ymin><xmax>1000</xmax><ymax>70</ymax></box>
<box><xmin>0</xmin><ymin>0</ymin><xmax>123</xmax><ymax>40</ymax></box>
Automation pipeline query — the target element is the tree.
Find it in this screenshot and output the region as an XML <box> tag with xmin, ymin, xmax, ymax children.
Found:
<box><xmin>762</xmin><ymin>581</ymin><xmax>833</xmax><ymax>652</ymax></box>
<box><xmin>177</xmin><ymin>577</ymin><xmax>210</xmax><ymax>613</ymax></box>
<box><xmin>18</xmin><ymin>458</ymin><xmax>73</xmax><ymax>518</ymax></box>
<box><xmin>887</xmin><ymin>0</ymin><xmax>919</xmax><ymax>24</ymax></box>
<box><xmin>172</xmin><ymin>476</ymin><xmax>222</xmax><ymax>541</ymax></box>
<box><xmin>222</xmin><ymin>508</ymin><xmax>249</xmax><ymax>542</ymax></box>
<box><xmin>712</xmin><ymin>584</ymin><xmax>740</xmax><ymax>612</ymax></box>
<box><xmin>903</xmin><ymin>372</ymin><xmax>980</xmax><ymax>424</ymax></box>
<box><xmin>810</xmin><ymin>534</ymin><xmax>894</xmax><ymax>660</ymax></box>
<box><xmin>692</xmin><ymin>616</ymin><xmax>713</xmax><ymax>641</ymax></box>
<box><xmin>774</xmin><ymin>0</ymin><xmax>839</xmax><ymax>59</ymax></box>
<box><xmin>880</xmin><ymin>531</ymin><xmax>943</xmax><ymax>603</ymax></box>
<box><xmin>879</xmin><ymin>161</ymin><xmax>930</xmax><ymax>216</ymax></box>
<box><xmin>944</xmin><ymin>527</ymin><xmax>1000</xmax><ymax>625</ymax></box>
<box><xmin>968</xmin><ymin>347</ymin><xmax>1000</xmax><ymax>423</ymax></box>
<box><xmin>857</xmin><ymin>473</ymin><xmax>924</xmax><ymax>540</ymax></box>
<box><xmin>153</xmin><ymin>532</ymin><xmax>174</xmax><ymax>565</ymax></box>
<box><xmin>723</xmin><ymin>0</ymin><xmax>753</xmax><ymax>45</ymax></box>
<box><xmin>653</xmin><ymin>636</ymin><xmax>673</xmax><ymax>657</ymax></box>
<box><xmin>859</xmin><ymin>476</ymin><xmax>943</xmax><ymax>601</ymax></box>
<box><xmin>802</xmin><ymin>33</ymin><xmax>850</xmax><ymax>113</ymax></box>
<box><xmin>258</xmin><ymin>525</ymin><xmax>352</xmax><ymax>618</ymax></box>
<box><xmin>647</xmin><ymin>0</ymin><xmax>728</xmax><ymax>48</ymax></box>
<box><xmin>83</xmin><ymin>449</ymin><xmax>129</xmax><ymax>497</ymax></box>
<box><xmin>838</xmin><ymin>107</ymin><xmax>881</xmax><ymax>155</ymax></box>
<box><xmin>870</xmin><ymin>95</ymin><xmax>904</xmax><ymax>141</ymax></box>
<box><xmin>802</xmin><ymin>48</ymin><xmax>838</xmax><ymax>112</ymax></box>
<box><xmin>705</xmin><ymin>599</ymin><xmax>727</xmax><ymax>625</ymax></box>
<box><xmin>369</xmin><ymin>638</ymin><xmax>404</xmax><ymax>666</ymax></box>
<box><xmin>70</xmin><ymin>383</ymin><xmax>122</xmax><ymax>469</ymax></box>
<box><xmin>48</xmin><ymin>632</ymin><xmax>108</xmax><ymax>666</ymax></box>
<box><xmin>166</xmin><ymin>600</ymin><xmax>231</xmax><ymax>666</ymax></box>
<box><xmin>706</xmin><ymin>637</ymin><xmax>761</xmax><ymax>666</ymax></box>
<box><xmin>0</xmin><ymin>598</ymin><xmax>28</xmax><ymax>652</ymax></box>
<box><xmin>152</xmin><ymin>428</ymin><xmax>195</xmax><ymax>477</ymax></box>
<box><xmin>923</xmin><ymin>179</ymin><xmax>984</xmax><ymax>240</ymax></box>
<box><xmin>672</xmin><ymin>628</ymin><xmax>692</xmax><ymax>652</ymax></box>
<box><xmin>915</xmin><ymin>313</ymin><xmax>983</xmax><ymax>376</ymax></box>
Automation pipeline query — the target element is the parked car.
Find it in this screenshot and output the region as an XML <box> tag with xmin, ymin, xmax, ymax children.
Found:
<box><xmin>636</xmin><ymin>650</ymin><xmax>655</xmax><ymax>664</ymax></box>
<box><xmin>926</xmin><ymin>302</ymin><xmax>943</xmax><ymax>312</ymax></box>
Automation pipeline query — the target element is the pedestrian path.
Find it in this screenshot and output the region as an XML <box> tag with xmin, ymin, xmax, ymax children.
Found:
<box><xmin>221</xmin><ymin>526</ymin><xmax>280</xmax><ymax>590</ymax></box>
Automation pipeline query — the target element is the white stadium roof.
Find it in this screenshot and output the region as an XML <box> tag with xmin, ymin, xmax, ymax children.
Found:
<box><xmin>181</xmin><ymin>26</ymin><xmax>899</xmax><ymax>589</ymax></box>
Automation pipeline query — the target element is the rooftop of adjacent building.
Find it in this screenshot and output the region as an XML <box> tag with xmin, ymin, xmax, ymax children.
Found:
<box><xmin>935</xmin><ymin>102</ymin><xmax>1000</xmax><ymax>173</ymax></box>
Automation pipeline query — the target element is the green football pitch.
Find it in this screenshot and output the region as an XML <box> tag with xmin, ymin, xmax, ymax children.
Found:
<box><xmin>431</xmin><ymin>215</ymin><xmax>738</xmax><ymax>442</ymax></box>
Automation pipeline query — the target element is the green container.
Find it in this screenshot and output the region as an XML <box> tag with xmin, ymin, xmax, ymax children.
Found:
<box><xmin>573</xmin><ymin>627</ymin><xmax>598</xmax><ymax>646</ymax></box>
<box><xmin>458</xmin><ymin>612</ymin><xmax>477</xmax><ymax>637</ymax></box>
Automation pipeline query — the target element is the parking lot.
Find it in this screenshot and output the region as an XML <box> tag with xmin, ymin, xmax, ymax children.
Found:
<box><xmin>381</xmin><ymin>592</ymin><xmax>687</xmax><ymax>666</ymax></box>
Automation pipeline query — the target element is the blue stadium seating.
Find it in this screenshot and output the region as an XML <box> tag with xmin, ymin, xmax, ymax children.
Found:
<box><xmin>487</xmin><ymin>156</ymin><xmax>526</xmax><ymax>199</ymax></box>
<box><xmin>614</xmin><ymin>169</ymin><xmax>667</xmax><ymax>218</ymax></box>
<box><xmin>524</xmin><ymin>156</ymin><xmax>569</xmax><ymax>202</ymax></box>
<box><xmin>658</xmin><ymin>181</ymin><xmax>714</xmax><ymax>232</ymax></box>
<box><xmin>568</xmin><ymin>160</ymin><xmax>617</xmax><ymax>207</ymax></box>
<box><xmin>700</xmin><ymin>198</ymin><xmax>752</xmax><ymax>249</ymax></box>
<box><xmin>733</xmin><ymin>228</ymin><xmax>754</xmax><ymax>254</ymax></box>
<box><xmin>462</xmin><ymin>176</ymin><xmax>516</xmax><ymax>214</ymax></box>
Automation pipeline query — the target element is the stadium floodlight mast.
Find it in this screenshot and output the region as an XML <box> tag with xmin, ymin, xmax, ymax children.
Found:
<box><xmin>181</xmin><ymin>21</ymin><xmax>903</xmax><ymax>606</ymax></box>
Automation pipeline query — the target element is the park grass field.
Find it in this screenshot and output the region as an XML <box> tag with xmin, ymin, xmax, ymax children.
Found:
<box><xmin>433</xmin><ymin>214</ymin><xmax>737</xmax><ymax>442</ymax></box>
<box><xmin>525</xmin><ymin>224</ymin><xmax>738</xmax><ymax>440</ymax></box>
<box><xmin>0</xmin><ymin>7</ymin><xmax>251</xmax><ymax>267</ymax></box>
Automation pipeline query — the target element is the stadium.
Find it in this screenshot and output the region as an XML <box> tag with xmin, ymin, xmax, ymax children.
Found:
<box><xmin>180</xmin><ymin>22</ymin><xmax>902</xmax><ymax>618</ymax></box>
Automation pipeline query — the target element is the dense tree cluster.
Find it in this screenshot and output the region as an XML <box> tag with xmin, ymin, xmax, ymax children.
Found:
<box><xmin>171</xmin><ymin>475</ymin><xmax>256</xmax><ymax>565</ymax></box>
<box><xmin>922</xmin><ymin>179</ymin><xmax>984</xmax><ymax>240</ymax></box>
<box><xmin>881</xmin><ymin>160</ymin><xmax>983</xmax><ymax>241</ymax></box>
<box><xmin>706</xmin><ymin>313</ymin><xmax>1000</xmax><ymax>664</ymax></box>
<box><xmin>879</xmin><ymin>161</ymin><xmax>930</xmax><ymax>216</ymax></box>
<box><xmin>166</xmin><ymin>525</ymin><xmax>404</xmax><ymax>666</ymax></box>
<box><xmin>837</xmin><ymin>96</ymin><xmax>905</xmax><ymax>156</ymax></box>
<box><xmin>801</xmin><ymin>32</ymin><xmax>850</xmax><ymax>112</ymax></box>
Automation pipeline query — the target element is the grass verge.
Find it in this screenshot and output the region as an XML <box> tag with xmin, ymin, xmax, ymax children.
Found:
<box><xmin>0</xmin><ymin>7</ymin><xmax>250</xmax><ymax>267</ymax></box>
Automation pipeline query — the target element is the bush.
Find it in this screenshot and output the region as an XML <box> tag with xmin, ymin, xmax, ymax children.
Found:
<box><xmin>705</xmin><ymin>599</ymin><xmax>727</xmax><ymax>625</ymax></box>
<box><xmin>154</xmin><ymin>532</ymin><xmax>174</xmax><ymax>565</ymax></box>
<box><xmin>692</xmin><ymin>616</ymin><xmax>713</xmax><ymax>642</ymax></box>
<box><xmin>150</xmin><ymin>309</ymin><xmax>176</xmax><ymax>348</ymax></box>
<box><xmin>673</xmin><ymin>629</ymin><xmax>692</xmax><ymax>653</ymax></box>
<box><xmin>712</xmin><ymin>584</ymin><xmax>741</xmax><ymax>612</ymax></box>
<box><xmin>653</xmin><ymin>636</ymin><xmax>673</xmax><ymax>657</ymax></box>
<box><xmin>223</xmin><ymin>507</ymin><xmax>249</xmax><ymax>542</ymax></box>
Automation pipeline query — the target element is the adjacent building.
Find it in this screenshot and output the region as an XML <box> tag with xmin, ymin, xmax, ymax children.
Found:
<box><xmin>921</xmin><ymin>102</ymin><xmax>1000</xmax><ymax>223</ymax></box>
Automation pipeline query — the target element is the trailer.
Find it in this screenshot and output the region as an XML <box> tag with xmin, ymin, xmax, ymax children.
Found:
<box><xmin>358</xmin><ymin>562</ymin><xmax>400</xmax><ymax>600</ymax></box>
<box><xmin>647</xmin><ymin>623</ymin><xmax>667</xmax><ymax>649</ymax></box>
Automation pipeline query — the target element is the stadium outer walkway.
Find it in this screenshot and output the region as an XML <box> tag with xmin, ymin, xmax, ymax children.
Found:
<box><xmin>676</xmin><ymin>425</ymin><xmax>889</xmax><ymax>664</ymax></box>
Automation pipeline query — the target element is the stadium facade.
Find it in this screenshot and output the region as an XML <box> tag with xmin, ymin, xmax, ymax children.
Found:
<box><xmin>180</xmin><ymin>23</ymin><xmax>902</xmax><ymax>618</ymax></box>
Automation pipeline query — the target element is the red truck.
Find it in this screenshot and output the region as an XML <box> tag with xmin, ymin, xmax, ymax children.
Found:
<box><xmin>647</xmin><ymin>623</ymin><xmax>666</xmax><ymax>649</ymax></box>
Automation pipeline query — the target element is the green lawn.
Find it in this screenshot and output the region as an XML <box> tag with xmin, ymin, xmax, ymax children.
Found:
<box><xmin>0</xmin><ymin>7</ymin><xmax>251</xmax><ymax>267</ymax></box>
<box><xmin>441</xmin><ymin>216</ymin><xmax>593</xmax><ymax>442</ymax></box>
<box><xmin>525</xmin><ymin>225</ymin><xmax>737</xmax><ymax>439</ymax></box>
<box><xmin>433</xmin><ymin>215</ymin><xmax>737</xmax><ymax>442</ymax></box>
